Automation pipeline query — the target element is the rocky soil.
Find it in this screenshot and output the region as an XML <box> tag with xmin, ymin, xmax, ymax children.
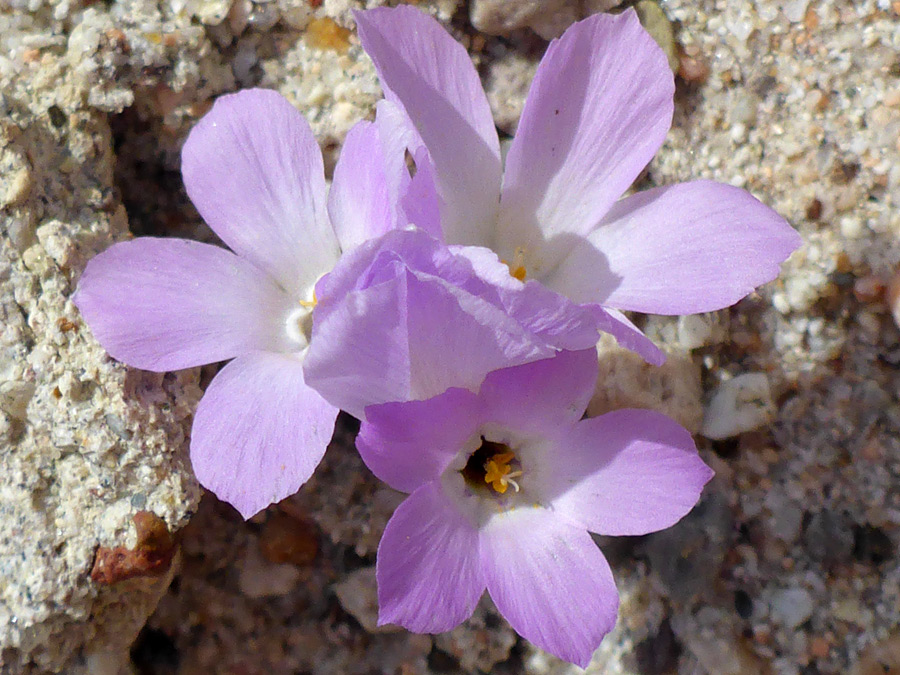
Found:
<box><xmin>1</xmin><ymin>0</ymin><xmax>898</xmax><ymax>673</ymax></box>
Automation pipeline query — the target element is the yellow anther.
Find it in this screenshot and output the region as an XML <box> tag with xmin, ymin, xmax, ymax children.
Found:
<box><xmin>299</xmin><ymin>290</ymin><xmax>318</xmax><ymax>309</ymax></box>
<box><xmin>484</xmin><ymin>451</ymin><xmax>522</xmax><ymax>494</ymax></box>
<box><xmin>502</xmin><ymin>247</ymin><xmax>528</xmax><ymax>282</ymax></box>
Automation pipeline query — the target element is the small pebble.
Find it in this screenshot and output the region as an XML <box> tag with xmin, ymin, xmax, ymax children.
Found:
<box><xmin>702</xmin><ymin>373</ymin><xmax>775</xmax><ymax>440</ymax></box>
<box><xmin>237</xmin><ymin>543</ymin><xmax>300</xmax><ymax>598</ymax></box>
<box><xmin>805</xmin><ymin>197</ymin><xmax>823</xmax><ymax>221</ymax></box>
<box><xmin>770</xmin><ymin>588</ymin><xmax>814</xmax><ymax>629</ymax></box>
<box><xmin>853</xmin><ymin>524</ymin><xmax>893</xmax><ymax>565</ymax></box>
<box><xmin>634</xmin><ymin>0</ymin><xmax>678</xmax><ymax>72</ymax></box>
<box><xmin>803</xmin><ymin>511</ymin><xmax>855</xmax><ymax>564</ymax></box>
<box><xmin>854</xmin><ymin>275</ymin><xmax>886</xmax><ymax>303</ymax></box>
<box><xmin>852</xmin><ymin>631</ymin><xmax>900</xmax><ymax>675</ymax></box>
<box><xmin>305</xmin><ymin>17</ymin><xmax>351</xmax><ymax>53</ymax></box>
<box><xmin>809</xmin><ymin>636</ymin><xmax>831</xmax><ymax>659</ymax></box>
<box><xmin>678</xmin><ymin>47</ymin><xmax>710</xmax><ymax>84</ymax></box>
<box><xmin>768</xmin><ymin>501</ymin><xmax>804</xmax><ymax>544</ymax></box>
<box><xmin>676</xmin><ymin>313</ymin><xmax>722</xmax><ymax>350</ymax></box>
<box><xmin>258</xmin><ymin>511</ymin><xmax>318</xmax><ymax>566</ymax></box>
<box><xmin>783</xmin><ymin>0</ymin><xmax>809</xmax><ymax>23</ymax></box>
<box><xmin>887</xmin><ymin>268</ymin><xmax>900</xmax><ymax>330</ymax></box>
<box><xmin>333</xmin><ymin>567</ymin><xmax>398</xmax><ymax>633</ymax></box>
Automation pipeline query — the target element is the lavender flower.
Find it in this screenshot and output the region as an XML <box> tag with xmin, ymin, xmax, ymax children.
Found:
<box><xmin>304</xmin><ymin>227</ymin><xmax>638</xmax><ymax>419</ymax></box>
<box><xmin>305</xmin><ymin>86</ymin><xmax>656</xmax><ymax>418</ymax></box>
<box><xmin>354</xmin><ymin>6</ymin><xmax>802</xmax><ymax>365</ymax></box>
<box><xmin>74</xmin><ymin>89</ymin><xmax>391</xmax><ymax>518</ymax></box>
<box><xmin>357</xmin><ymin>349</ymin><xmax>714</xmax><ymax>666</ymax></box>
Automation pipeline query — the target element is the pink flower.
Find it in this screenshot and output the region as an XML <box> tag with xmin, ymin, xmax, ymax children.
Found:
<box><xmin>303</xmin><ymin>227</ymin><xmax>640</xmax><ymax>419</ymax></box>
<box><xmin>355</xmin><ymin>6</ymin><xmax>802</xmax><ymax>365</ymax></box>
<box><xmin>357</xmin><ymin>349</ymin><xmax>714</xmax><ymax>666</ymax></box>
<box><xmin>74</xmin><ymin>89</ymin><xmax>383</xmax><ymax>518</ymax></box>
<box><xmin>74</xmin><ymin>86</ymin><xmax>627</xmax><ymax>517</ymax></box>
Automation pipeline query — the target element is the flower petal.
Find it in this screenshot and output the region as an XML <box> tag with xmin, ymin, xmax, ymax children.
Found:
<box><xmin>403</xmin><ymin>274</ymin><xmax>566</xmax><ymax>397</ymax></box>
<box><xmin>449</xmin><ymin>245</ymin><xmax>605</xmax><ymax>352</ymax></box>
<box><xmin>544</xmin><ymin>180</ymin><xmax>803</xmax><ymax>314</ymax></box>
<box><xmin>537</xmin><ymin>409</ymin><xmax>714</xmax><ymax>536</ymax></box>
<box><xmin>595</xmin><ymin>307</ymin><xmax>666</xmax><ymax>366</ymax></box>
<box><xmin>453</xmin><ymin>244</ymin><xmax>665</xmax><ymax>363</ymax></box>
<box><xmin>307</xmin><ymin>229</ymin><xmax>589</xmax><ymax>418</ymax></box>
<box><xmin>181</xmin><ymin>88</ymin><xmax>338</xmax><ymax>297</ymax></box>
<box><xmin>73</xmin><ymin>238</ymin><xmax>296</xmax><ymax>371</ymax></box>
<box><xmin>477</xmin><ymin>350</ymin><xmax>597</xmax><ymax>437</ymax></box>
<box><xmin>481</xmin><ymin>507</ymin><xmax>618</xmax><ymax>667</ymax></box>
<box><xmin>306</xmin><ymin>263</ymin><xmax>555</xmax><ymax>418</ymax></box>
<box><xmin>374</xmin><ymin>101</ymin><xmax>443</xmax><ymax>238</ymax></box>
<box><xmin>328</xmin><ymin>120</ymin><xmax>401</xmax><ymax>252</ymax></box>
<box><xmin>358</xmin><ymin>387</ymin><xmax>481</xmax><ymax>493</ymax></box>
<box><xmin>402</xmin><ymin>145</ymin><xmax>443</xmax><ymax>239</ymax></box>
<box><xmin>355</xmin><ymin>6</ymin><xmax>502</xmax><ymax>247</ymax></box>
<box><xmin>497</xmin><ymin>10</ymin><xmax>674</xmax><ymax>272</ymax></box>
<box><xmin>377</xmin><ymin>480</ymin><xmax>485</xmax><ymax>632</ymax></box>
<box><xmin>305</xmin><ymin>273</ymin><xmax>411</xmax><ymax>419</ymax></box>
<box><xmin>191</xmin><ymin>352</ymin><xmax>339</xmax><ymax>519</ymax></box>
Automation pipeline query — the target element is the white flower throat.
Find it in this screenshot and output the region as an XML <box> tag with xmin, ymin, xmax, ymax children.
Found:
<box><xmin>284</xmin><ymin>289</ymin><xmax>317</xmax><ymax>348</ymax></box>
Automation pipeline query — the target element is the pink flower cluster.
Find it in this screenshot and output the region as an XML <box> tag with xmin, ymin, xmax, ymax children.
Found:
<box><xmin>74</xmin><ymin>6</ymin><xmax>800</xmax><ymax>666</ymax></box>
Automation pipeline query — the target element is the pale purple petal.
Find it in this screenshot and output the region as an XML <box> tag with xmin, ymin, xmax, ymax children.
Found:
<box><xmin>477</xmin><ymin>350</ymin><xmax>597</xmax><ymax>436</ymax></box>
<box><xmin>403</xmin><ymin>272</ymin><xmax>558</xmax><ymax>400</ymax></box>
<box><xmin>374</xmin><ymin>98</ymin><xmax>427</xmax><ymax>158</ymax></box>
<box><xmin>73</xmin><ymin>238</ymin><xmax>295</xmax><ymax>372</ymax></box>
<box><xmin>449</xmin><ymin>245</ymin><xmax>605</xmax><ymax>352</ymax></box>
<box><xmin>304</xmin><ymin>274</ymin><xmax>412</xmax><ymax>420</ymax></box>
<box><xmin>536</xmin><ymin>409</ymin><xmax>714</xmax><ymax>536</ymax></box>
<box><xmin>355</xmin><ymin>6</ymin><xmax>502</xmax><ymax>247</ymax></box>
<box><xmin>450</xmin><ymin>224</ymin><xmax>663</xmax><ymax>364</ymax></box>
<box><xmin>311</xmin><ymin>228</ymin><xmax>412</xmax><ymax>306</ymax></box>
<box><xmin>181</xmin><ymin>88</ymin><xmax>338</xmax><ymax>297</ymax></box>
<box><xmin>481</xmin><ymin>507</ymin><xmax>618</xmax><ymax>667</ymax></box>
<box><xmin>191</xmin><ymin>352</ymin><xmax>338</xmax><ymax>519</ymax></box>
<box><xmin>305</xmin><ymin>263</ymin><xmax>555</xmax><ymax>418</ymax></box>
<box><xmin>372</xmin><ymin>100</ymin><xmax>418</xmax><ymax>199</ymax></box>
<box><xmin>377</xmin><ymin>481</ymin><xmax>485</xmax><ymax>632</ymax></box>
<box><xmin>357</xmin><ymin>387</ymin><xmax>481</xmax><ymax>493</ymax></box>
<box><xmin>308</xmin><ymin>229</ymin><xmax>600</xmax><ymax>418</ymax></box>
<box><xmin>402</xmin><ymin>145</ymin><xmax>443</xmax><ymax>239</ymax></box>
<box><xmin>595</xmin><ymin>307</ymin><xmax>666</xmax><ymax>366</ymax></box>
<box><xmin>328</xmin><ymin>120</ymin><xmax>401</xmax><ymax>252</ymax></box>
<box><xmin>545</xmin><ymin>180</ymin><xmax>803</xmax><ymax>314</ymax></box>
<box><xmin>497</xmin><ymin>10</ymin><xmax>674</xmax><ymax>272</ymax></box>
<box><xmin>373</xmin><ymin>101</ymin><xmax>443</xmax><ymax>239</ymax></box>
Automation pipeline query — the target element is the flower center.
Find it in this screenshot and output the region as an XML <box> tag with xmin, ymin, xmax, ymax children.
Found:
<box><xmin>502</xmin><ymin>247</ymin><xmax>527</xmax><ymax>281</ymax></box>
<box><xmin>460</xmin><ymin>438</ymin><xmax>524</xmax><ymax>495</ymax></box>
<box><xmin>285</xmin><ymin>291</ymin><xmax>317</xmax><ymax>348</ymax></box>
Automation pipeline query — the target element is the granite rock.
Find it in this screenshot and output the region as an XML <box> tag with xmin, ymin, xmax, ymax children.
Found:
<box><xmin>589</xmin><ymin>334</ymin><xmax>704</xmax><ymax>434</ymax></box>
<box><xmin>701</xmin><ymin>373</ymin><xmax>776</xmax><ymax>440</ymax></box>
<box><xmin>0</xmin><ymin>101</ymin><xmax>202</xmax><ymax>675</ymax></box>
<box><xmin>470</xmin><ymin>0</ymin><xmax>623</xmax><ymax>39</ymax></box>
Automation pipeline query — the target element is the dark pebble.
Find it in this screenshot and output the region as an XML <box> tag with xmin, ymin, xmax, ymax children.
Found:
<box><xmin>131</xmin><ymin>627</ymin><xmax>179</xmax><ymax>674</ymax></box>
<box><xmin>427</xmin><ymin>647</ymin><xmax>461</xmax><ymax>673</ymax></box>
<box><xmin>734</xmin><ymin>589</ymin><xmax>754</xmax><ymax>619</ymax></box>
<box><xmin>635</xmin><ymin>619</ymin><xmax>681</xmax><ymax>674</ymax></box>
<box><xmin>47</xmin><ymin>104</ymin><xmax>66</xmax><ymax>128</ymax></box>
<box><xmin>853</xmin><ymin>525</ymin><xmax>893</xmax><ymax>565</ymax></box>
<box><xmin>803</xmin><ymin>511</ymin><xmax>855</xmax><ymax>564</ymax></box>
